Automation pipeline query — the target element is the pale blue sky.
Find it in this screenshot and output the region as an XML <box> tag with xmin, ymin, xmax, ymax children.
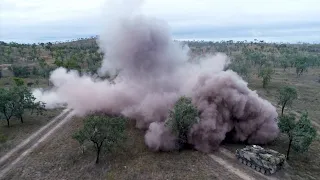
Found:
<box><xmin>1</xmin><ymin>0</ymin><xmax>320</xmax><ymax>43</ymax></box>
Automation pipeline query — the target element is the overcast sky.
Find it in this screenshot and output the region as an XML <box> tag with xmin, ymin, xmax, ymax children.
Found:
<box><xmin>1</xmin><ymin>0</ymin><xmax>320</xmax><ymax>43</ymax></box>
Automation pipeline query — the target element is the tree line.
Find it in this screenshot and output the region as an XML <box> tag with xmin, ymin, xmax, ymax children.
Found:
<box><xmin>1</xmin><ymin>39</ymin><xmax>320</xmax><ymax>84</ymax></box>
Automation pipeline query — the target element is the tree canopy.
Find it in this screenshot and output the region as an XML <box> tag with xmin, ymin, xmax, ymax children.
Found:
<box><xmin>277</xmin><ymin>86</ymin><xmax>298</xmax><ymax>115</ymax></box>
<box><xmin>73</xmin><ymin>114</ymin><xmax>127</xmax><ymax>164</ymax></box>
<box><xmin>278</xmin><ymin>112</ymin><xmax>317</xmax><ymax>160</ymax></box>
<box><xmin>258</xmin><ymin>66</ymin><xmax>274</xmax><ymax>88</ymax></box>
<box><xmin>0</xmin><ymin>79</ymin><xmax>46</xmax><ymax>127</ymax></box>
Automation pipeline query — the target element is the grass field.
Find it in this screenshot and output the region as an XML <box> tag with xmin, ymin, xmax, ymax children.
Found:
<box><xmin>4</xmin><ymin>118</ymin><xmax>242</xmax><ymax>180</ymax></box>
<box><xmin>248</xmin><ymin>67</ymin><xmax>320</xmax><ymax>124</ymax></box>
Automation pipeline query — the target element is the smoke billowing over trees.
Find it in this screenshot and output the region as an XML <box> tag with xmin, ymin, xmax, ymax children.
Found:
<box><xmin>33</xmin><ymin>0</ymin><xmax>280</xmax><ymax>153</ymax></box>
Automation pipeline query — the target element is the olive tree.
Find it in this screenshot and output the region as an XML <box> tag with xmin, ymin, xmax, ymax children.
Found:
<box><xmin>278</xmin><ymin>112</ymin><xmax>317</xmax><ymax>160</ymax></box>
<box><xmin>73</xmin><ymin>114</ymin><xmax>127</xmax><ymax>164</ymax></box>
<box><xmin>165</xmin><ymin>96</ymin><xmax>199</xmax><ymax>149</ymax></box>
<box><xmin>277</xmin><ymin>86</ymin><xmax>298</xmax><ymax>116</ymax></box>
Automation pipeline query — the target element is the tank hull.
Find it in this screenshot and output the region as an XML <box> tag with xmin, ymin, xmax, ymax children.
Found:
<box><xmin>235</xmin><ymin>145</ymin><xmax>286</xmax><ymax>175</ymax></box>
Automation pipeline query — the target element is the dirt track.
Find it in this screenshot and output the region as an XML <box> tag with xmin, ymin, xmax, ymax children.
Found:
<box><xmin>0</xmin><ymin>110</ymin><xmax>288</xmax><ymax>180</ymax></box>
<box><xmin>211</xmin><ymin>147</ymin><xmax>282</xmax><ymax>180</ymax></box>
<box><xmin>0</xmin><ymin>109</ymin><xmax>74</xmax><ymax>179</ymax></box>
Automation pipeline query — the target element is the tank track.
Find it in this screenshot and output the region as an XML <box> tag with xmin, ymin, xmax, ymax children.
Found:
<box><xmin>236</xmin><ymin>156</ymin><xmax>273</xmax><ymax>175</ymax></box>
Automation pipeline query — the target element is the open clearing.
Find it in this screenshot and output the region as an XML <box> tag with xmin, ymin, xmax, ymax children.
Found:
<box><xmin>1</xmin><ymin>68</ymin><xmax>319</xmax><ymax>180</ymax></box>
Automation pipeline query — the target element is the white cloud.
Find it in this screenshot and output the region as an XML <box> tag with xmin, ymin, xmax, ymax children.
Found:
<box><xmin>1</xmin><ymin>0</ymin><xmax>320</xmax><ymax>43</ymax></box>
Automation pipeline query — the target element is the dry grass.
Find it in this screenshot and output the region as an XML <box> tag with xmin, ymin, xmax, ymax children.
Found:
<box><xmin>248</xmin><ymin>68</ymin><xmax>320</xmax><ymax>124</ymax></box>
<box><xmin>0</xmin><ymin>109</ymin><xmax>62</xmax><ymax>157</ymax></box>
<box><xmin>104</xmin><ymin>121</ymin><xmax>239</xmax><ymax>180</ymax></box>
<box><xmin>223</xmin><ymin>67</ymin><xmax>320</xmax><ymax>180</ymax></box>
<box><xmin>4</xmin><ymin>118</ymin><xmax>240</xmax><ymax>180</ymax></box>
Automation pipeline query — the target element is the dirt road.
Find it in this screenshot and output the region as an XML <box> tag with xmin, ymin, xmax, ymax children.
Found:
<box><xmin>209</xmin><ymin>147</ymin><xmax>281</xmax><ymax>180</ymax></box>
<box><xmin>0</xmin><ymin>109</ymin><xmax>74</xmax><ymax>179</ymax></box>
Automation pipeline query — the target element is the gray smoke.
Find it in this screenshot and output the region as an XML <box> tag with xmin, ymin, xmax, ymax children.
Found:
<box><xmin>34</xmin><ymin>0</ymin><xmax>279</xmax><ymax>153</ymax></box>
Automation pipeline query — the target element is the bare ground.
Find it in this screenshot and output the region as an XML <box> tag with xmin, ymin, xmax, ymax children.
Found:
<box><xmin>0</xmin><ymin>109</ymin><xmax>74</xmax><ymax>179</ymax></box>
<box><xmin>212</xmin><ymin>148</ymin><xmax>283</xmax><ymax>180</ymax></box>
<box><xmin>0</xmin><ymin>109</ymin><xmax>62</xmax><ymax>158</ymax></box>
<box><xmin>2</xmin><ymin>117</ymin><xmax>246</xmax><ymax>180</ymax></box>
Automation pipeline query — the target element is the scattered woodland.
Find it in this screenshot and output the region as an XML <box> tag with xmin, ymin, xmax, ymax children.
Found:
<box><xmin>0</xmin><ymin>38</ymin><xmax>320</xmax><ymax>179</ymax></box>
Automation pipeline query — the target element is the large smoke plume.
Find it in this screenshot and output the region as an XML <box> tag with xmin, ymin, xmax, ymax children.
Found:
<box><xmin>34</xmin><ymin>0</ymin><xmax>279</xmax><ymax>153</ymax></box>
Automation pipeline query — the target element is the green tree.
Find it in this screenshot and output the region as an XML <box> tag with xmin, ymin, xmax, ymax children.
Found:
<box><xmin>53</xmin><ymin>59</ymin><xmax>64</xmax><ymax>67</ymax></box>
<box><xmin>45</xmin><ymin>42</ymin><xmax>53</xmax><ymax>58</ymax></box>
<box><xmin>10</xmin><ymin>65</ymin><xmax>31</xmax><ymax>78</ymax></box>
<box><xmin>295</xmin><ymin>56</ymin><xmax>308</xmax><ymax>77</ymax></box>
<box><xmin>279</xmin><ymin>58</ymin><xmax>289</xmax><ymax>71</ymax></box>
<box><xmin>0</xmin><ymin>79</ymin><xmax>45</xmax><ymax>126</ymax></box>
<box><xmin>258</xmin><ymin>66</ymin><xmax>274</xmax><ymax>88</ymax></box>
<box><xmin>13</xmin><ymin>77</ymin><xmax>24</xmax><ymax>86</ymax></box>
<box><xmin>248</xmin><ymin>51</ymin><xmax>266</xmax><ymax>68</ymax></box>
<box><xmin>277</xmin><ymin>86</ymin><xmax>298</xmax><ymax>116</ymax></box>
<box><xmin>229</xmin><ymin>61</ymin><xmax>250</xmax><ymax>79</ymax></box>
<box><xmin>11</xmin><ymin>78</ymin><xmax>29</xmax><ymax>123</ymax></box>
<box><xmin>38</xmin><ymin>58</ymin><xmax>54</xmax><ymax>86</ymax></box>
<box><xmin>64</xmin><ymin>59</ymin><xmax>81</xmax><ymax>71</ymax></box>
<box><xmin>278</xmin><ymin>112</ymin><xmax>317</xmax><ymax>160</ymax></box>
<box><xmin>13</xmin><ymin>85</ymin><xmax>43</xmax><ymax>123</ymax></box>
<box><xmin>72</xmin><ymin>114</ymin><xmax>127</xmax><ymax>164</ymax></box>
<box><xmin>0</xmin><ymin>88</ymin><xmax>17</xmax><ymax>127</ymax></box>
<box><xmin>165</xmin><ymin>96</ymin><xmax>199</xmax><ymax>149</ymax></box>
<box><xmin>54</xmin><ymin>58</ymin><xmax>81</xmax><ymax>72</ymax></box>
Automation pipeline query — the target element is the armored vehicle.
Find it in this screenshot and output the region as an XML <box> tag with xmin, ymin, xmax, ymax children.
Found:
<box><xmin>236</xmin><ymin>145</ymin><xmax>286</xmax><ymax>175</ymax></box>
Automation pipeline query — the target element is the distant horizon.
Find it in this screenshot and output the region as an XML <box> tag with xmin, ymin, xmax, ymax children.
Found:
<box><xmin>1</xmin><ymin>36</ymin><xmax>320</xmax><ymax>45</ymax></box>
